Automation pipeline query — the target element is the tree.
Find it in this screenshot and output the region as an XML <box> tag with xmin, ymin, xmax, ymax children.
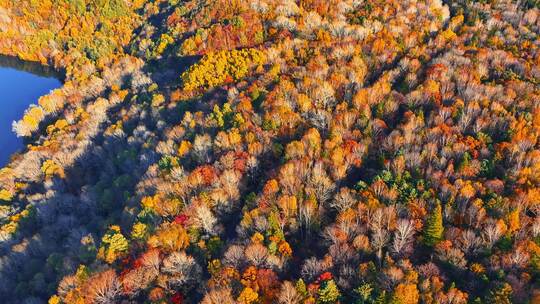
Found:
<box><xmin>162</xmin><ymin>251</ymin><xmax>202</xmax><ymax>288</ymax></box>
<box><xmin>392</xmin><ymin>219</ymin><xmax>415</xmax><ymax>256</ymax></box>
<box><xmin>370</xmin><ymin>208</ymin><xmax>393</xmax><ymax>264</ymax></box>
<box><xmin>487</xmin><ymin>283</ymin><xmax>512</xmax><ymax>304</ymax></box>
<box><xmin>182</xmin><ymin>48</ymin><xmax>266</xmax><ymax>90</ymax></box>
<box><xmin>317</xmin><ymin>279</ymin><xmax>340</xmax><ymax>303</ymax></box>
<box><xmin>194</xmin><ymin>204</ymin><xmax>218</xmax><ymax>235</ymax></box>
<box><xmin>224</xmin><ymin>245</ymin><xmax>246</xmax><ymax>268</ymax></box>
<box><xmin>278</xmin><ymin>281</ymin><xmax>302</xmax><ymax>304</ymax></box>
<box><xmin>147</xmin><ymin>223</ymin><xmax>190</xmax><ymax>252</ymax></box>
<box><xmin>48</xmin><ymin>295</ymin><xmax>61</xmax><ymax>304</ymax></box>
<box><xmin>331</xmin><ymin>187</ymin><xmax>356</xmax><ymax>211</ymax></box>
<box><xmin>391</xmin><ymin>283</ymin><xmax>419</xmax><ymax>304</ymax></box>
<box><xmin>238</xmin><ymin>287</ymin><xmax>259</xmax><ymax>304</ymax></box>
<box><xmin>296</xmin><ymin>279</ymin><xmax>308</xmax><ymax>298</ymax></box>
<box><xmin>121</xmin><ymin>266</ymin><xmax>157</xmax><ymax>297</ymax></box>
<box><xmin>423</xmin><ymin>201</ymin><xmax>444</xmax><ymax>247</ymax></box>
<box><xmin>245</xmin><ymin>243</ymin><xmax>268</xmax><ymax>266</ymax></box>
<box><xmin>131</xmin><ymin>222</ymin><xmax>148</xmax><ymax>240</ymax></box>
<box><xmin>86</xmin><ymin>270</ymin><xmax>122</xmax><ymax>304</ymax></box>
<box><xmin>202</xmin><ymin>288</ymin><xmax>236</xmax><ymax>304</ymax></box>
<box><xmin>482</xmin><ymin>220</ymin><xmax>506</xmax><ymax>249</ymax></box>
<box><xmin>98</xmin><ymin>226</ymin><xmax>129</xmax><ymax>264</ymax></box>
<box><xmin>41</xmin><ymin>160</ymin><xmax>65</xmax><ymax>178</ymax></box>
<box><xmin>354</xmin><ymin>283</ymin><xmax>374</xmax><ymax>303</ymax></box>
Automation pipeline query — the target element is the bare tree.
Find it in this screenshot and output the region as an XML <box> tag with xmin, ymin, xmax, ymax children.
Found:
<box><xmin>301</xmin><ymin>257</ymin><xmax>323</xmax><ymax>281</ymax></box>
<box><xmin>223</xmin><ymin>244</ymin><xmax>246</xmax><ymax>268</ymax></box>
<box><xmin>330</xmin><ymin>187</ymin><xmax>356</xmax><ymax>211</ymax></box>
<box><xmin>87</xmin><ymin>270</ymin><xmax>122</xmax><ymax>304</ymax></box>
<box><xmin>201</xmin><ymin>288</ymin><xmax>236</xmax><ymax>304</ymax></box>
<box><xmin>192</xmin><ymin>134</ymin><xmax>213</xmax><ymax>163</ymax></box>
<box><xmin>245</xmin><ymin>243</ymin><xmax>268</xmax><ymax>267</ymax></box>
<box><xmin>278</xmin><ymin>281</ymin><xmax>302</xmax><ymax>304</ymax></box>
<box><xmin>460</xmin><ymin>229</ymin><xmax>481</xmax><ymax>255</ymax></box>
<box><xmin>220</xmin><ymin>169</ymin><xmax>240</xmax><ymax>200</ymax></box>
<box><xmin>369</xmin><ymin>207</ymin><xmax>396</xmax><ymax>264</ymax></box>
<box><xmin>162</xmin><ymin>251</ymin><xmax>202</xmax><ymax>289</ymax></box>
<box><xmin>299</xmin><ymin>199</ymin><xmax>318</xmax><ymax>233</ymax></box>
<box><xmin>308</xmin><ymin>162</ymin><xmax>335</xmax><ymax>204</ymax></box>
<box><xmin>372</xmin><ymin>229</ymin><xmax>389</xmax><ymax>265</ymax></box>
<box><xmin>122</xmin><ymin>266</ymin><xmax>158</xmax><ymax>297</ymax></box>
<box><xmin>391</xmin><ymin>219</ymin><xmax>415</xmax><ymax>256</ymax></box>
<box><xmin>482</xmin><ymin>220</ymin><xmax>504</xmax><ymax>249</ymax></box>
<box><xmin>194</xmin><ymin>204</ymin><xmax>218</xmax><ymax>235</ymax></box>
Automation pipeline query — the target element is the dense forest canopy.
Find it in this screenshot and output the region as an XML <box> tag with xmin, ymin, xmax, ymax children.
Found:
<box><xmin>0</xmin><ymin>0</ymin><xmax>539</xmax><ymax>303</ymax></box>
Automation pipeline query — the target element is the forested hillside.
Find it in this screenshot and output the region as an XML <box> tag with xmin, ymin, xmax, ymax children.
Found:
<box><xmin>0</xmin><ymin>0</ymin><xmax>539</xmax><ymax>303</ymax></box>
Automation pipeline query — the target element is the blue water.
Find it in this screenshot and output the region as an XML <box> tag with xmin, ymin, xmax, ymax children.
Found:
<box><xmin>0</xmin><ymin>66</ymin><xmax>61</xmax><ymax>165</ymax></box>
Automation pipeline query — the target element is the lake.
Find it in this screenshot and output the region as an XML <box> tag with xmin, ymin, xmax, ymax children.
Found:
<box><xmin>0</xmin><ymin>56</ymin><xmax>62</xmax><ymax>166</ymax></box>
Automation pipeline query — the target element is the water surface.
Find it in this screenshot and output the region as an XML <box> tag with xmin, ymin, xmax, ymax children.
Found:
<box><xmin>0</xmin><ymin>56</ymin><xmax>62</xmax><ymax>165</ymax></box>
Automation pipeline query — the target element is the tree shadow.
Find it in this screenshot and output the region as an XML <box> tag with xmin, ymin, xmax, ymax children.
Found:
<box><xmin>0</xmin><ymin>85</ymin><xmax>157</xmax><ymax>302</ymax></box>
<box><xmin>0</xmin><ymin>55</ymin><xmax>66</xmax><ymax>81</ymax></box>
<box><xmin>145</xmin><ymin>55</ymin><xmax>201</xmax><ymax>89</ymax></box>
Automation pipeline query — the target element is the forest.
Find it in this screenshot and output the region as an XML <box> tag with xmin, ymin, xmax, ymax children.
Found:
<box><xmin>0</xmin><ymin>0</ymin><xmax>539</xmax><ymax>303</ymax></box>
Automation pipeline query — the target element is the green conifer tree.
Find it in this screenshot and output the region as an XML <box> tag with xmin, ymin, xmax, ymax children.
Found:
<box><xmin>423</xmin><ymin>200</ymin><xmax>444</xmax><ymax>246</ymax></box>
